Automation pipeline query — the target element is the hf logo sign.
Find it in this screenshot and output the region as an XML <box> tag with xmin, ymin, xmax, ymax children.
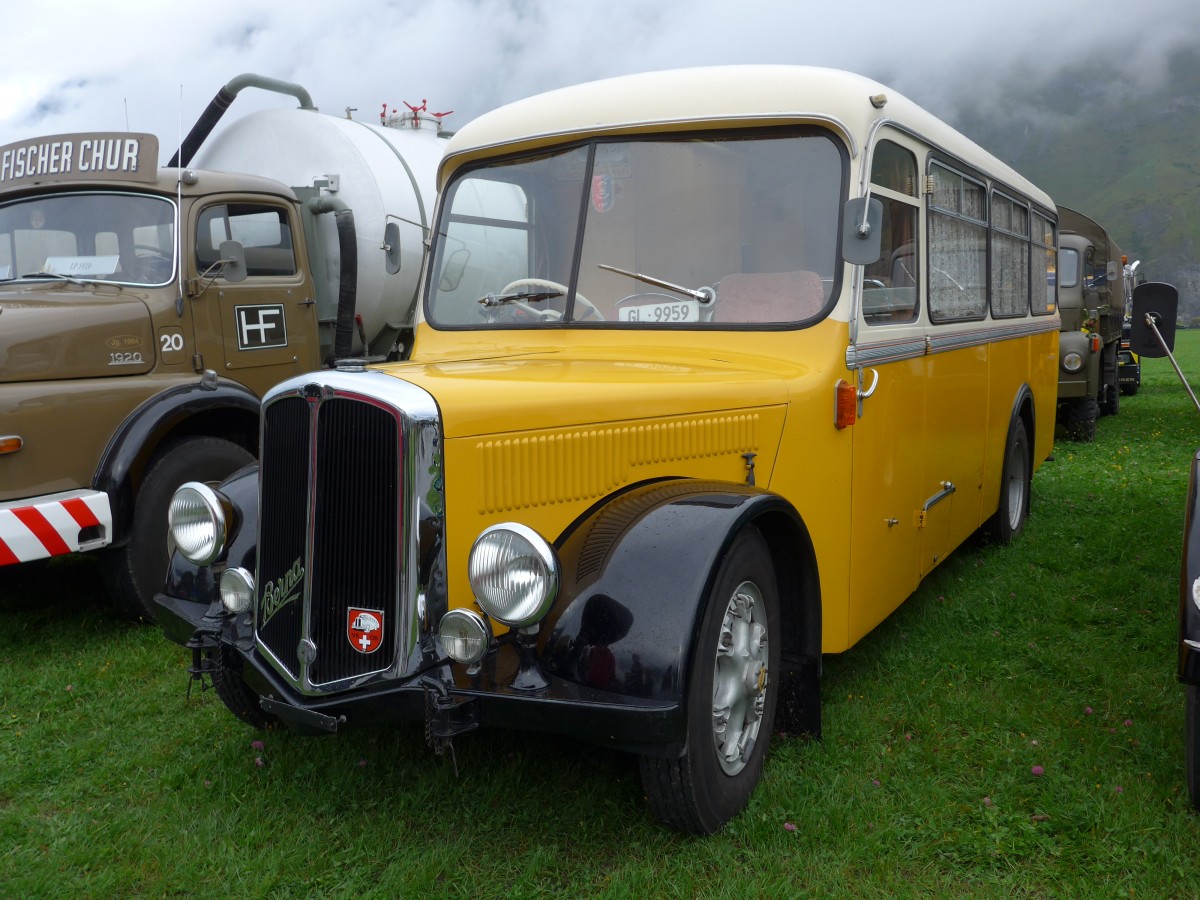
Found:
<box><xmin>234</xmin><ymin>304</ymin><xmax>287</xmax><ymax>350</ymax></box>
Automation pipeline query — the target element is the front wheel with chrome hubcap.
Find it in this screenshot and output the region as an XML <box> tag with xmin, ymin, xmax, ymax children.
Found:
<box><xmin>712</xmin><ymin>579</ymin><xmax>769</xmax><ymax>775</ymax></box>
<box><xmin>640</xmin><ymin>526</ymin><xmax>780</xmax><ymax>834</ymax></box>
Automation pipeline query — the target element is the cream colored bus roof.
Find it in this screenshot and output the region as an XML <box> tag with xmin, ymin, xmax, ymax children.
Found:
<box><xmin>441</xmin><ymin>65</ymin><xmax>1052</xmax><ymax>210</ymax></box>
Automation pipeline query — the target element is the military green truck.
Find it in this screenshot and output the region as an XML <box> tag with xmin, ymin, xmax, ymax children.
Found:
<box><xmin>0</xmin><ymin>74</ymin><xmax>444</xmax><ymax>620</ymax></box>
<box><xmin>1056</xmin><ymin>207</ymin><xmax>1128</xmax><ymax>441</ymax></box>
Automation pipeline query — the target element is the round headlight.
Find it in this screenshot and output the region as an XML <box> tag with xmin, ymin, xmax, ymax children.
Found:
<box><xmin>438</xmin><ymin>608</ymin><xmax>490</xmax><ymax>664</ymax></box>
<box><xmin>220</xmin><ymin>566</ymin><xmax>255</xmax><ymax>615</ymax></box>
<box><xmin>468</xmin><ymin>523</ymin><xmax>559</xmax><ymax>627</ymax></box>
<box><xmin>1062</xmin><ymin>351</ymin><xmax>1084</xmax><ymax>373</ymax></box>
<box><xmin>168</xmin><ymin>481</ymin><xmax>227</xmax><ymax>566</ymax></box>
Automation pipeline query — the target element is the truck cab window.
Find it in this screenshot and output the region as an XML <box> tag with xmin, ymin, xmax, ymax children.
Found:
<box><xmin>197</xmin><ymin>203</ymin><xmax>296</xmax><ymax>276</ymax></box>
<box><xmin>0</xmin><ymin>192</ymin><xmax>175</xmax><ymax>285</ymax></box>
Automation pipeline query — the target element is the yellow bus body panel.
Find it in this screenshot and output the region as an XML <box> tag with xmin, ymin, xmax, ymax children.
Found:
<box><xmin>394</xmin><ymin>319</ymin><xmax>855</xmax><ymax>648</ymax></box>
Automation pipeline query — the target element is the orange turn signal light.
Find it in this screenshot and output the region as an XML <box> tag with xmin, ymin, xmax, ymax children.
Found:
<box><xmin>0</xmin><ymin>435</ymin><xmax>23</xmax><ymax>455</ymax></box>
<box><xmin>1089</xmin><ymin>334</ymin><xmax>1102</xmax><ymax>353</ymax></box>
<box><xmin>835</xmin><ymin>380</ymin><xmax>857</xmax><ymax>429</ymax></box>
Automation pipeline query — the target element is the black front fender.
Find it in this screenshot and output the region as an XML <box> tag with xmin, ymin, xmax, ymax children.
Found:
<box><xmin>1180</xmin><ymin>450</ymin><xmax>1200</xmax><ymax>684</ymax></box>
<box><xmin>540</xmin><ymin>480</ymin><xmax>810</xmax><ymax>720</ymax></box>
<box><xmin>156</xmin><ymin>461</ymin><xmax>261</xmax><ymax>645</ymax></box>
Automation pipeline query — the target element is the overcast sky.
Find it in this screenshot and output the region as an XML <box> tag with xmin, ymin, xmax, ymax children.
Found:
<box><xmin>1</xmin><ymin>0</ymin><xmax>1197</xmax><ymax>160</ymax></box>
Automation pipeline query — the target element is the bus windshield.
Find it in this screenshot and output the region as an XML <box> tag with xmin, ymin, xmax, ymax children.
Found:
<box><xmin>0</xmin><ymin>192</ymin><xmax>176</xmax><ymax>286</ymax></box>
<box><xmin>427</xmin><ymin>129</ymin><xmax>844</xmax><ymax>328</ymax></box>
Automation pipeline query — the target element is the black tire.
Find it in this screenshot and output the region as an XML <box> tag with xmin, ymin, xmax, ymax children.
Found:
<box><xmin>211</xmin><ymin>644</ymin><xmax>277</xmax><ymax>730</ymax></box>
<box><xmin>639</xmin><ymin>526</ymin><xmax>780</xmax><ymax>834</ymax></box>
<box><xmin>1104</xmin><ymin>383</ymin><xmax>1120</xmax><ymax>416</ymax></box>
<box><xmin>986</xmin><ymin>417</ymin><xmax>1031</xmax><ymax>546</ymax></box>
<box><xmin>1101</xmin><ymin>349</ymin><xmax>1120</xmax><ymax>417</ymax></box>
<box><xmin>1061</xmin><ymin>396</ymin><xmax>1098</xmax><ymax>443</ymax></box>
<box><xmin>1124</xmin><ymin>380</ymin><xmax>1140</xmax><ymax>397</ymax></box>
<box><xmin>1188</xmin><ymin>685</ymin><xmax>1200</xmax><ymax>811</ymax></box>
<box><xmin>104</xmin><ymin>436</ymin><xmax>253</xmax><ymax>622</ymax></box>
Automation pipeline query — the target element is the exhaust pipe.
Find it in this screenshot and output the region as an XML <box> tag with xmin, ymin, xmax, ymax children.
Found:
<box><xmin>168</xmin><ymin>73</ymin><xmax>316</xmax><ymax>168</ymax></box>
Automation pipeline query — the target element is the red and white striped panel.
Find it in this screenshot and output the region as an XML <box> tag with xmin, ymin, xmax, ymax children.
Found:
<box><xmin>0</xmin><ymin>490</ymin><xmax>112</xmax><ymax>566</ymax></box>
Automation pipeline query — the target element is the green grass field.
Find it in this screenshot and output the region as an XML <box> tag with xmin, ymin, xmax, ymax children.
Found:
<box><xmin>4</xmin><ymin>337</ymin><xmax>1200</xmax><ymax>897</ymax></box>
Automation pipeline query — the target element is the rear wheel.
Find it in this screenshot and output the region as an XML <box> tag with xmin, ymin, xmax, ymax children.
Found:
<box><xmin>1101</xmin><ymin>347</ymin><xmax>1120</xmax><ymax>417</ymax></box>
<box><xmin>639</xmin><ymin>526</ymin><xmax>779</xmax><ymax>834</ymax></box>
<box><xmin>986</xmin><ymin>418</ymin><xmax>1031</xmax><ymax>546</ymax></box>
<box><xmin>1061</xmin><ymin>396</ymin><xmax>1098</xmax><ymax>443</ymax></box>
<box><xmin>105</xmin><ymin>436</ymin><xmax>253</xmax><ymax>622</ymax></box>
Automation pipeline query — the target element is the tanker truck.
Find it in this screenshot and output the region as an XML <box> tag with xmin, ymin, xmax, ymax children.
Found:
<box><xmin>0</xmin><ymin>74</ymin><xmax>445</xmax><ymax>621</ymax></box>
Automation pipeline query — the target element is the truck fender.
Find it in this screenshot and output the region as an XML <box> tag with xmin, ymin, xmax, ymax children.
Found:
<box><xmin>94</xmin><ymin>377</ymin><xmax>260</xmax><ymax>545</ymax></box>
<box><xmin>1058</xmin><ymin>328</ymin><xmax>1088</xmax><ymax>359</ymax></box>
<box><xmin>540</xmin><ymin>479</ymin><xmax>822</xmax><ymax>745</ymax></box>
<box><xmin>1180</xmin><ymin>451</ymin><xmax>1200</xmax><ymax>684</ymax></box>
<box><xmin>1059</xmin><ymin>330</ymin><xmax>1101</xmax><ymax>392</ymax></box>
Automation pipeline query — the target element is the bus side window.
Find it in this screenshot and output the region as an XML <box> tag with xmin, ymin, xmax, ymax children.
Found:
<box><xmin>863</xmin><ymin>140</ymin><xmax>919</xmax><ymax>325</ymax></box>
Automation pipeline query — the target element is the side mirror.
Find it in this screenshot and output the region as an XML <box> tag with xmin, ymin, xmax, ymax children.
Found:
<box><xmin>1129</xmin><ymin>281</ymin><xmax>1179</xmax><ymax>358</ymax></box>
<box><xmin>383</xmin><ymin>222</ymin><xmax>402</xmax><ymax>275</ymax></box>
<box><xmin>218</xmin><ymin>240</ymin><xmax>247</xmax><ymax>283</ymax></box>
<box><xmin>841</xmin><ymin>197</ymin><xmax>883</xmax><ymax>266</ymax></box>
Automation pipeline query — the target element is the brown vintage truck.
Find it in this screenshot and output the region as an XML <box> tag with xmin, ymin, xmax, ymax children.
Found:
<box><xmin>0</xmin><ymin>74</ymin><xmax>444</xmax><ymax>619</ymax></box>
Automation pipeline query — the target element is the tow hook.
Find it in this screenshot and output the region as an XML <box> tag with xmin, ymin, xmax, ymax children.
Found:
<box><xmin>418</xmin><ymin>674</ymin><xmax>480</xmax><ymax>776</ymax></box>
<box><xmin>184</xmin><ymin>621</ymin><xmax>224</xmax><ymax>698</ymax></box>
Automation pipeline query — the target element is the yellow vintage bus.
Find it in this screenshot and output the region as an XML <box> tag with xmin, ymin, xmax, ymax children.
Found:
<box><xmin>156</xmin><ymin>66</ymin><xmax>1060</xmax><ymax>834</ymax></box>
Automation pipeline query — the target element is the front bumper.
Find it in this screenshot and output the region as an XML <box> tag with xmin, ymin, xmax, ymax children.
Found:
<box><xmin>155</xmin><ymin>591</ymin><xmax>684</xmax><ymax>753</ymax></box>
<box><xmin>0</xmin><ymin>489</ymin><xmax>112</xmax><ymax>565</ymax></box>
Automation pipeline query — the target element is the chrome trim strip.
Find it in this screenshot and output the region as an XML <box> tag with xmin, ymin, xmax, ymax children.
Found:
<box><xmin>846</xmin><ymin>318</ymin><xmax>1058</xmax><ymax>368</ymax></box>
<box><xmin>846</xmin><ymin>336</ymin><xmax>926</xmax><ymax>369</ymax></box>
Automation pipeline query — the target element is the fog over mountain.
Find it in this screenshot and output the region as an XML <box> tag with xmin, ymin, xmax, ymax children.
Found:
<box><xmin>3</xmin><ymin>0</ymin><xmax>1195</xmax><ymax>149</ymax></box>
<box><xmin>1</xmin><ymin>0</ymin><xmax>1198</xmax><ymax>300</ymax></box>
<box><xmin>947</xmin><ymin>44</ymin><xmax>1200</xmax><ymax>316</ymax></box>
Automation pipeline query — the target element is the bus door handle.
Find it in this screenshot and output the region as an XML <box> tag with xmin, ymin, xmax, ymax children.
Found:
<box><xmin>857</xmin><ymin>367</ymin><xmax>879</xmax><ymax>417</ymax></box>
<box><xmin>858</xmin><ymin>368</ymin><xmax>880</xmax><ymax>400</ymax></box>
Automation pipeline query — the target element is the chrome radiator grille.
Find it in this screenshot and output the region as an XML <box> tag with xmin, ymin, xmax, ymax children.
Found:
<box><xmin>256</xmin><ymin>388</ymin><xmax>403</xmax><ymax>689</ymax></box>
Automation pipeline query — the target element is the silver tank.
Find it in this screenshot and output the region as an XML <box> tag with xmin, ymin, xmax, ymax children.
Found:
<box><xmin>193</xmin><ymin>107</ymin><xmax>446</xmax><ymax>350</ymax></box>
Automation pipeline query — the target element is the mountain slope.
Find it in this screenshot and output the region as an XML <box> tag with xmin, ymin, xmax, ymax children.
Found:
<box><xmin>944</xmin><ymin>47</ymin><xmax>1200</xmax><ymax>319</ymax></box>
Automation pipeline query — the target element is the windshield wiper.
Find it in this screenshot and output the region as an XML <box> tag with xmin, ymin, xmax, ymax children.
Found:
<box><xmin>596</xmin><ymin>263</ymin><xmax>715</xmax><ymax>303</ymax></box>
<box><xmin>477</xmin><ymin>288</ymin><xmax>563</xmax><ymax>307</ymax></box>
<box><xmin>21</xmin><ymin>271</ymin><xmax>83</xmax><ymax>284</ymax></box>
<box><xmin>18</xmin><ymin>271</ymin><xmax>117</xmax><ymax>290</ymax></box>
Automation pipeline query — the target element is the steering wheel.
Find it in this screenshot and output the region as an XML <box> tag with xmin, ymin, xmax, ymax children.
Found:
<box><xmin>132</xmin><ymin>243</ymin><xmax>170</xmax><ymax>260</ymax></box>
<box><xmin>501</xmin><ymin>278</ymin><xmax>604</xmax><ymax>322</ymax></box>
<box><xmin>123</xmin><ymin>243</ymin><xmax>174</xmax><ymax>282</ymax></box>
